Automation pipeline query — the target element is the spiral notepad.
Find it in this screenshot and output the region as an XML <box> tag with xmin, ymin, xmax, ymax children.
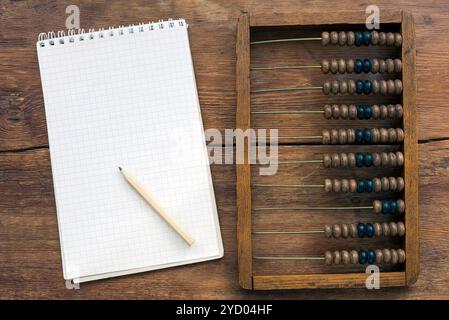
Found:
<box><xmin>36</xmin><ymin>19</ymin><xmax>223</xmax><ymax>287</ymax></box>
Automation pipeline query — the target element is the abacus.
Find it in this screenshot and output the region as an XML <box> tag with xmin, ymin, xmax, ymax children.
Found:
<box><xmin>236</xmin><ymin>10</ymin><xmax>418</xmax><ymax>289</ymax></box>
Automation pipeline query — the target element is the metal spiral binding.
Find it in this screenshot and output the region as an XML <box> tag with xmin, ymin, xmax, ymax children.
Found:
<box><xmin>37</xmin><ymin>19</ymin><xmax>187</xmax><ymax>48</ymax></box>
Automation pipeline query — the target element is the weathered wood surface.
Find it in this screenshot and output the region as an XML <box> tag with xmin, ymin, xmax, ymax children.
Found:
<box><xmin>1</xmin><ymin>0</ymin><xmax>449</xmax><ymax>299</ymax></box>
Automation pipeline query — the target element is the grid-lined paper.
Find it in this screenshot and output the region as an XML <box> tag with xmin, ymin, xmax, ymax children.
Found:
<box><xmin>37</xmin><ymin>20</ymin><xmax>223</xmax><ymax>282</ymax></box>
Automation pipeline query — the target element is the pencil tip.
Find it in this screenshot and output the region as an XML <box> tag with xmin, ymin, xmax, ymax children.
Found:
<box><xmin>118</xmin><ymin>166</ymin><xmax>122</xmax><ymax>171</ymax></box>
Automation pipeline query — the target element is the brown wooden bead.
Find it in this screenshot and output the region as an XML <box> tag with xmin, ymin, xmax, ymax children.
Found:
<box><xmin>331</xmin><ymin>153</ymin><xmax>340</xmax><ymax>167</ymax></box>
<box><xmin>391</xmin><ymin>249</ymin><xmax>399</xmax><ymax>264</ymax></box>
<box><xmin>339</xmin><ymin>80</ymin><xmax>348</xmax><ymax>93</ymax></box>
<box><xmin>394</xmin><ymin>33</ymin><xmax>403</xmax><ymax>47</ymax></box>
<box><xmin>371</xmin><ymin>58</ymin><xmax>379</xmax><ymax>73</ymax></box>
<box><xmin>333</xmin><ymin>250</ymin><xmax>341</xmax><ymax>264</ymax></box>
<box><xmin>382</xmin><ymin>248</ymin><xmax>391</xmax><ymax>263</ymax></box>
<box><xmin>322</xmin><ymin>129</ymin><xmax>331</xmax><ymax>144</ymax></box>
<box><xmin>397</xmin><ymin>249</ymin><xmax>406</xmax><ymax>263</ymax></box>
<box><xmin>380</xmin><ymin>105</ymin><xmax>388</xmax><ymax>119</ymax></box>
<box><xmin>389</xmin><ymin>176</ymin><xmax>398</xmax><ymax>191</ymax></box>
<box><xmin>373</xmin><ymin>178</ymin><xmax>382</xmax><ymax>192</ymax></box>
<box><xmin>395</xmin><ymin>104</ymin><xmax>404</xmax><ymax>118</ymax></box>
<box><xmin>332</xmin><ymin>179</ymin><xmax>341</xmax><ymax>192</ymax></box>
<box><xmin>338</xmin><ymin>128</ymin><xmax>347</xmax><ymax>144</ymax></box>
<box><xmin>386</xmin><ymin>32</ymin><xmax>395</xmax><ymax>46</ymax></box>
<box><xmin>330</xmin><ymin>31</ymin><xmax>339</xmax><ymax>45</ymax></box>
<box><xmin>375</xmin><ymin>249</ymin><xmax>383</xmax><ymax>264</ymax></box>
<box><xmin>341</xmin><ymin>179</ymin><xmax>349</xmax><ymax>192</ymax></box>
<box><xmin>372</xmin><ymin>105</ymin><xmax>380</xmax><ymax>119</ymax></box>
<box><xmin>348</xmin><ymin>104</ymin><xmax>357</xmax><ymax>119</ymax></box>
<box><xmin>389</xmin><ymin>152</ymin><xmax>398</xmax><ymax>167</ymax></box>
<box><xmin>373</xmin><ymin>152</ymin><xmax>381</xmax><ymax>167</ymax></box>
<box><xmin>379</xmin><ymin>60</ymin><xmax>387</xmax><ymax>73</ymax></box>
<box><xmin>338</xmin><ymin>58</ymin><xmax>346</xmax><ymax>73</ymax></box>
<box><xmin>332</xmin><ymin>223</ymin><xmax>342</xmax><ymax>238</ymax></box>
<box><xmin>321</xmin><ymin>59</ymin><xmax>330</xmax><ymax>74</ymax></box>
<box><xmin>380</xmin><ymin>79</ymin><xmax>388</xmax><ymax>95</ymax></box>
<box><xmin>348</xmin><ymin>80</ymin><xmax>356</xmax><ymax>94</ymax></box>
<box><xmin>338</xmin><ymin>31</ymin><xmax>347</xmax><ymax>46</ymax></box>
<box><xmin>331</xmin><ymin>80</ymin><xmax>339</xmax><ymax>94</ymax></box>
<box><xmin>396</xmin><ymin>128</ymin><xmax>404</xmax><ymax>143</ymax></box>
<box><xmin>396</xmin><ymin>151</ymin><xmax>404</xmax><ymax>167</ymax></box>
<box><xmin>322</xmin><ymin>81</ymin><xmax>331</xmax><ymax>95</ymax></box>
<box><xmin>397</xmin><ymin>177</ymin><xmax>405</xmax><ymax>191</ymax></box>
<box><xmin>381</xmin><ymin>177</ymin><xmax>390</xmax><ymax>191</ymax></box>
<box><xmin>381</xmin><ymin>152</ymin><xmax>389</xmax><ymax>166</ymax></box>
<box><xmin>323</xmin><ymin>154</ymin><xmax>332</xmax><ymax>168</ymax></box>
<box><xmin>380</xmin><ymin>128</ymin><xmax>389</xmax><ymax>143</ymax></box>
<box><xmin>397</xmin><ymin>199</ymin><xmax>405</xmax><ymax>213</ymax></box>
<box><xmin>379</xmin><ymin>32</ymin><xmax>386</xmax><ymax>45</ymax></box>
<box><xmin>330</xmin><ymin>59</ymin><xmax>338</xmax><ymax>74</ymax></box>
<box><xmin>341</xmin><ymin>224</ymin><xmax>349</xmax><ymax>238</ymax></box>
<box><xmin>324</xmin><ymin>225</ymin><xmax>332</xmax><ymax>238</ymax></box>
<box><xmin>394</xmin><ymin>59</ymin><xmax>402</xmax><ymax>72</ymax></box>
<box><xmin>349</xmin><ymin>179</ymin><xmax>357</xmax><ymax>192</ymax></box>
<box><xmin>331</xmin><ymin>104</ymin><xmax>339</xmax><ymax>119</ymax></box>
<box><xmin>340</xmin><ymin>153</ymin><xmax>348</xmax><ymax>167</ymax></box>
<box><xmin>330</xmin><ymin>129</ymin><xmax>339</xmax><ymax>144</ymax></box>
<box><xmin>386</xmin><ymin>58</ymin><xmax>395</xmax><ymax>73</ymax></box>
<box><xmin>349</xmin><ymin>224</ymin><xmax>357</xmax><ymax>238</ymax></box>
<box><xmin>388</xmin><ymin>104</ymin><xmax>396</xmax><ymax>119</ymax></box>
<box><xmin>397</xmin><ymin>222</ymin><xmax>406</xmax><ymax>236</ymax></box>
<box><xmin>346</xmin><ymin>59</ymin><xmax>354</xmax><ymax>73</ymax></box>
<box><xmin>323</xmin><ymin>104</ymin><xmax>332</xmax><ymax>119</ymax></box>
<box><xmin>371</xmin><ymin>30</ymin><xmax>379</xmax><ymax>45</ymax></box>
<box><xmin>373</xmin><ymin>200</ymin><xmax>382</xmax><ymax>214</ymax></box>
<box><xmin>394</xmin><ymin>79</ymin><xmax>403</xmax><ymax>94</ymax></box>
<box><xmin>372</xmin><ymin>79</ymin><xmax>380</xmax><ymax>94</ymax></box>
<box><xmin>388</xmin><ymin>128</ymin><xmax>398</xmax><ymax>143</ymax></box>
<box><xmin>350</xmin><ymin>250</ymin><xmax>358</xmax><ymax>264</ymax></box>
<box><xmin>389</xmin><ymin>221</ymin><xmax>398</xmax><ymax>237</ymax></box>
<box><xmin>371</xmin><ymin>128</ymin><xmax>380</xmax><ymax>143</ymax></box>
<box><xmin>341</xmin><ymin>250</ymin><xmax>350</xmax><ymax>264</ymax></box>
<box><xmin>348</xmin><ymin>153</ymin><xmax>356</xmax><ymax>167</ymax></box>
<box><xmin>321</xmin><ymin>32</ymin><xmax>330</xmax><ymax>46</ymax></box>
<box><xmin>347</xmin><ymin>31</ymin><xmax>355</xmax><ymax>46</ymax></box>
<box><xmin>387</xmin><ymin>79</ymin><xmax>395</xmax><ymax>95</ymax></box>
<box><xmin>347</xmin><ymin>129</ymin><xmax>356</xmax><ymax>144</ymax></box>
<box><xmin>382</xmin><ymin>222</ymin><xmax>390</xmax><ymax>237</ymax></box>
<box><xmin>324</xmin><ymin>178</ymin><xmax>332</xmax><ymax>192</ymax></box>
<box><xmin>340</xmin><ymin>104</ymin><xmax>349</xmax><ymax>119</ymax></box>
<box><xmin>373</xmin><ymin>222</ymin><xmax>382</xmax><ymax>236</ymax></box>
<box><xmin>324</xmin><ymin>250</ymin><xmax>333</xmax><ymax>265</ymax></box>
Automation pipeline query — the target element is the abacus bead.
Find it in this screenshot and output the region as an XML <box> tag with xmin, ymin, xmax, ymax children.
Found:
<box><xmin>357</xmin><ymin>105</ymin><xmax>365</xmax><ymax>120</ymax></box>
<box><xmin>340</xmin><ymin>105</ymin><xmax>349</xmax><ymax>119</ymax></box>
<box><xmin>380</xmin><ymin>80</ymin><xmax>388</xmax><ymax>95</ymax></box>
<box><xmin>348</xmin><ymin>80</ymin><xmax>356</xmax><ymax>94</ymax></box>
<box><xmin>380</xmin><ymin>128</ymin><xmax>389</xmax><ymax>143</ymax></box>
<box><xmin>341</xmin><ymin>224</ymin><xmax>349</xmax><ymax>238</ymax></box>
<box><xmin>383</xmin><ymin>249</ymin><xmax>391</xmax><ymax>263</ymax></box>
<box><xmin>350</xmin><ymin>250</ymin><xmax>359</xmax><ymax>264</ymax></box>
<box><xmin>394</xmin><ymin>59</ymin><xmax>402</xmax><ymax>72</ymax></box>
<box><xmin>346</xmin><ymin>59</ymin><xmax>354</xmax><ymax>73</ymax></box>
<box><xmin>365</xmin><ymin>179</ymin><xmax>373</xmax><ymax>192</ymax></box>
<box><xmin>363</xmin><ymin>80</ymin><xmax>372</xmax><ymax>94</ymax></box>
<box><xmin>331</xmin><ymin>104</ymin><xmax>339</xmax><ymax>119</ymax></box>
<box><xmin>323</xmin><ymin>104</ymin><xmax>332</xmax><ymax>119</ymax></box>
<box><xmin>321</xmin><ymin>32</ymin><xmax>330</xmax><ymax>46</ymax></box>
<box><xmin>372</xmin><ymin>105</ymin><xmax>380</xmax><ymax>119</ymax></box>
<box><xmin>338</xmin><ymin>31</ymin><xmax>347</xmax><ymax>46</ymax></box>
<box><xmin>323</xmin><ymin>154</ymin><xmax>332</xmax><ymax>167</ymax></box>
<box><xmin>372</xmin><ymin>79</ymin><xmax>380</xmax><ymax>94</ymax></box>
<box><xmin>379</xmin><ymin>32</ymin><xmax>387</xmax><ymax>45</ymax></box>
<box><xmin>364</xmin><ymin>105</ymin><xmax>372</xmax><ymax>119</ymax></box>
<box><xmin>347</xmin><ymin>31</ymin><xmax>355</xmax><ymax>46</ymax></box>
<box><xmin>340</xmin><ymin>153</ymin><xmax>349</xmax><ymax>167</ymax></box>
<box><xmin>397</xmin><ymin>177</ymin><xmax>405</xmax><ymax>191</ymax></box>
<box><xmin>362</xmin><ymin>59</ymin><xmax>371</xmax><ymax>73</ymax></box>
<box><xmin>382</xmin><ymin>200</ymin><xmax>390</xmax><ymax>214</ymax></box>
<box><xmin>389</xmin><ymin>176</ymin><xmax>398</xmax><ymax>192</ymax></box>
<box><xmin>349</xmin><ymin>224</ymin><xmax>357</xmax><ymax>238</ymax></box>
<box><xmin>381</xmin><ymin>177</ymin><xmax>390</xmax><ymax>192</ymax></box>
<box><xmin>388</xmin><ymin>104</ymin><xmax>396</xmax><ymax>119</ymax></box>
<box><xmin>330</xmin><ymin>59</ymin><xmax>338</xmax><ymax>74</ymax></box>
<box><xmin>331</xmin><ymin>80</ymin><xmax>339</xmax><ymax>94</ymax></box>
<box><xmin>389</xmin><ymin>221</ymin><xmax>398</xmax><ymax>237</ymax></box>
<box><xmin>366</xmin><ymin>223</ymin><xmax>375</xmax><ymax>237</ymax></box>
<box><xmin>373</xmin><ymin>200</ymin><xmax>382</xmax><ymax>214</ymax></box>
<box><xmin>323</xmin><ymin>81</ymin><xmax>331</xmax><ymax>94</ymax></box>
<box><xmin>397</xmin><ymin>249</ymin><xmax>406</xmax><ymax>263</ymax></box>
<box><xmin>341</xmin><ymin>179</ymin><xmax>349</xmax><ymax>192</ymax></box>
<box><xmin>364</xmin><ymin>153</ymin><xmax>373</xmax><ymax>167</ymax></box>
<box><xmin>386</xmin><ymin>58</ymin><xmax>395</xmax><ymax>73</ymax></box>
<box><xmin>331</xmin><ymin>129</ymin><xmax>339</xmax><ymax>144</ymax></box>
<box><xmin>372</xmin><ymin>128</ymin><xmax>380</xmax><ymax>143</ymax></box>
<box><xmin>380</xmin><ymin>105</ymin><xmax>388</xmax><ymax>119</ymax></box>
<box><xmin>368</xmin><ymin>249</ymin><xmax>376</xmax><ymax>264</ymax></box>
<box><xmin>395</xmin><ymin>104</ymin><xmax>404</xmax><ymax>118</ymax></box>
<box><xmin>396</xmin><ymin>128</ymin><xmax>404</xmax><ymax>143</ymax></box>
<box><xmin>381</xmin><ymin>152</ymin><xmax>389</xmax><ymax>166</ymax></box>
<box><xmin>333</xmin><ymin>223</ymin><xmax>342</xmax><ymax>238</ymax></box>
<box><xmin>382</xmin><ymin>222</ymin><xmax>390</xmax><ymax>237</ymax></box>
<box><xmin>324</xmin><ymin>178</ymin><xmax>332</xmax><ymax>192</ymax></box>
<box><xmin>348</xmin><ymin>153</ymin><xmax>356</xmax><ymax>167</ymax></box>
<box><xmin>374</xmin><ymin>222</ymin><xmax>382</xmax><ymax>236</ymax></box>
<box><xmin>356</xmin><ymin>152</ymin><xmax>364</xmax><ymax>167</ymax></box>
<box><xmin>349</xmin><ymin>179</ymin><xmax>357</xmax><ymax>192</ymax></box>
<box><xmin>379</xmin><ymin>60</ymin><xmax>387</xmax><ymax>73</ymax></box>
<box><xmin>387</xmin><ymin>79</ymin><xmax>395</xmax><ymax>95</ymax></box>
<box><xmin>355</xmin><ymin>31</ymin><xmax>363</xmax><ymax>46</ymax></box>
<box><xmin>394</xmin><ymin>33</ymin><xmax>403</xmax><ymax>47</ymax></box>
<box><xmin>371</xmin><ymin>58</ymin><xmax>379</xmax><ymax>73</ymax></box>
<box><xmin>388</xmin><ymin>128</ymin><xmax>398</xmax><ymax>143</ymax></box>
<box><xmin>341</xmin><ymin>250</ymin><xmax>350</xmax><ymax>264</ymax></box>
<box><xmin>391</xmin><ymin>249</ymin><xmax>399</xmax><ymax>264</ymax></box>
<box><xmin>322</xmin><ymin>129</ymin><xmax>331</xmax><ymax>144</ymax></box>
<box><xmin>363</xmin><ymin>31</ymin><xmax>372</xmax><ymax>45</ymax></box>
<box><xmin>333</xmin><ymin>251</ymin><xmax>341</xmax><ymax>264</ymax></box>
<box><xmin>331</xmin><ymin>153</ymin><xmax>340</xmax><ymax>167</ymax></box>
<box><xmin>354</xmin><ymin>59</ymin><xmax>363</xmax><ymax>74</ymax></box>
<box><xmin>397</xmin><ymin>199</ymin><xmax>405</xmax><ymax>213</ymax></box>
<box><xmin>373</xmin><ymin>178</ymin><xmax>382</xmax><ymax>192</ymax></box>
<box><xmin>330</xmin><ymin>31</ymin><xmax>339</xmax><ymax>45</ymax></box>
<box><xmin>324</xmin><ymin>225</ymin><xmax>333</xmax><ymax>238</ymax></box>
<box><xmin>321</xmin><ymin>59</ymin><xmax>330</xmax><ymax>74</ymax></box>
<box><xmin>397</xmin><ymin>222</ymin><xmax>406</xmax><ymax>236</ymax></box>
<box><xmin>371</xmin><ymin>30</ymin><xmax>379</xmax><ymax>45</ymax></box>
<box><xmin>386</xmin><ymin>32</ymin><xmax>395</xmax><ymax>46</ymax></box>
<box><xmin>355</xmin><ymin>129</ymin><xmax>363</xmax><ymax>143</ymax></box>
<box><xmin>325</xmin><ymin>251</ymin><xmax>333</xmax><ymax>265</ymax></box>
<box><xmin>363</xmin><ymin>128</ymin><xmax>372</xmax><ymax>143</ymax></box>
<box><xmin>357</xmin><ymin>180</ymin><xmax>365</xmax><ymax>193</ymax></box>
<box><xmin>373</xmin><ymin>152</ymin><xmax>381</xmax><ymax>166</ymax></box>
<box><xmin>348</xmin><ymin>104</ymin><xmax>357</xmax><ymax>119</ymax></box>
<box><xmin>394</xmin><ymin>79</ymin><xmax>403</xmax><ymax>95</ymax></box>
<box><xmin>338</xmin><ymin>129</ymin><xmax>347</xmax><ymax>144</ymax></box>
<box><xmin>347</xmin><ymin>129</ymin><xmax>356</xmax><ymax>144</ymax></box>
<box><xmin>332</xmin><ymin>178</ymin><xmax>341</xmax><ymax>192</ymax></box>
<box><xmin>390</xmin><ymin>200</ymin><xmax>398</xmax><ymax>214</ymax></box>
<box><xmin>358</xmin><ymin>250</ymin><xmax>368</xmax><ymax>264</ymax></box>
<box><xmin>339</xmin><ymin>80</ymin><xmax>348</xmax><ymax>94</ymax></box>
<box><xmin>375</xmin><ymin>249</ymin><xmax>383</xmax><ymax>264</ymax></box>
<box><xmin>338</xmin><ymin>58</ymin><xmax>346</xmax><ymax>73</ymax></box>
<box><xmin>396</xmin><ymin>151</ymin><xmax>404</xmax><ymax>167</ymax></box>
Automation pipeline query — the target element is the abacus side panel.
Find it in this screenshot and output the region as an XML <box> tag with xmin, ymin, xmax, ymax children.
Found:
<box><xmin>401</xmin><ymin>11</ymin><xmax>420</xmax><ymax>285</ymax></box>
<box><xmin>236</xmin><ymin>12</ymin><xmax>253</xmax><ymax>290</ymax></box>
<box><xmin>253</xmin><ymin>272</ymin><xmax>406</xmax><ymax>290</ymax></box>
<box><xmin>249</xmin><ymin>11</ymin><xmax>402</xmax><ymax>27</ymax></box>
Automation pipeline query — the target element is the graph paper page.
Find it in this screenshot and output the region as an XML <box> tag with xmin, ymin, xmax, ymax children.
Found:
<box><xmin>37</xmin><ymin>20</ymin><xmax>223</xmax><ymax>281</ymax></box>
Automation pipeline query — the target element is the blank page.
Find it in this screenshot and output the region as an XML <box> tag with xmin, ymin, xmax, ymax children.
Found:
<box><xmin>37</xmin><ymin>20</ymin><xmax>223</xmax><ymax>282</ymax></box>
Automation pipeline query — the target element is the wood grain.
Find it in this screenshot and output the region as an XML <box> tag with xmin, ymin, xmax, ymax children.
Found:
<box><xmin>1</xmin><ymin>0</ymin><xmax>449</xmax><ymax>299</ymax></box>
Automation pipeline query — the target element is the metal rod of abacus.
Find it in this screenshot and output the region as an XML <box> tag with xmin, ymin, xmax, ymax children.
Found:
<box><xmin>250</xmin><ymin>31</ymin><xmax>402</xmax><ymax>47</ymax></box>
<box><xmin>253</xmin><ymin>248</ymin><xmax>406</xmax><ymax>265</ymax></box>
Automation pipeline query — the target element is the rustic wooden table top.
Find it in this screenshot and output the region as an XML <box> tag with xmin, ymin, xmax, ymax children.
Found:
<box><xmin>1</xmin><ymin>0</ymin><xmax>449</xmax><ymax>299</ymax></box>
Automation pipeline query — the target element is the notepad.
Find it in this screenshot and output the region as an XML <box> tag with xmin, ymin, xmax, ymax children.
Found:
<box><xmin>36</xmin><ymin>19</ymin><xmax>223</xmax><ymax>286</ymax></box>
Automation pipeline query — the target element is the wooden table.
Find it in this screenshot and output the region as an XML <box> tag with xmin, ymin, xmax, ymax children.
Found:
<box><xmin>1</xmin><ymin>0</ymin><xmax>449</xmax><ymax>299</ymax></box>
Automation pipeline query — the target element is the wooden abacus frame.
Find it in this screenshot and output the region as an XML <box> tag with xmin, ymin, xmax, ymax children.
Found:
<box><xmin>236</xmin><ymin>10</ymin><xmax>418</xmax><ymax>290</ymax></box>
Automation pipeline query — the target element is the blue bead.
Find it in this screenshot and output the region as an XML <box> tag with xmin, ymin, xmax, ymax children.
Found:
<box><xmin>390</xmin><ymin>200</ymin><xmax>398</xmax><ymax>214</ymax></box>
<box><xmin>366</xmin><ymin>223</ymin><xmax>375</xmax><ymax>237</ymax></box>
<box><xmin>359</xmin><ymin>250</ymin><xmax>368</xmax><ymax>264</ymax></box>
<box><xmin>364</xmin><ymin>153</ymin><xmax>373</xmax><ymax>167</ymax></box>
<box><xmin>355</xmin><ymin>152</ymin><xmax>364</xmax><ymax>167</ymax></box>
<box><xmin>363</xmin><ymin>80</ymin><xmax>372</xmax><ymax>94</ymax></box>
<box><xmin>355</xmin><ymin>129</ymin><xmax>363</xmax><ymax>143</ymax></box>
<box><xmin>354</xmin><ymin>59</ymin><xmax>363</xmax><ymax>74</ymax></box>
<box><xmin>382</xmin><ymin>200</ymin><xmax>390</xmax><ymax>215</ymax></box>
<box><xmin>364</xmin><ymin>105</ymin><xmax>372</xmax><ymax>119</ymax></box>
<box><xmin>363</xmin><ymin>128</ymin><xmax>372</xmax><ymax>143</ymax></box>
<box><xmin>363</xmin><ymin>31</ymin><xmax>372</xmax><ymax>46</ymax></box>
<box><xmin>362</xmin><ymin>59</ymin><xmax>371</xmax><ymax>73</ymax></box>
<box><xmin>357</xmin><ymin>223</ymin><xmax>366</xmax><ymax>237</ymax></box>
<box><xmin>368</xmin><ymin>249</ymin><xmax>376</xmax><ymax>264</ymax></box>
<box><xmin>357</xmin><ymin>180</ymin><xmax>365</xmax><ymax>193</ymax></box>
<box><xmin>355</xmin><ymin>32</ymin><xmax>363</xmax><ymax>47</ymax></box>
<box><xmin>356</xmin><ymin>80</ymin><xmax>364</xmax><ymax>94</ymax></box>
<box><xmin>365</xmin><ymin>179</ymin><xmax>373</xmax><ymax>192</ymax></box>
<box><xmin>357</xmin><ymin>105</ymin><xmax>365</xmax><ymax>119</ymax></box>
